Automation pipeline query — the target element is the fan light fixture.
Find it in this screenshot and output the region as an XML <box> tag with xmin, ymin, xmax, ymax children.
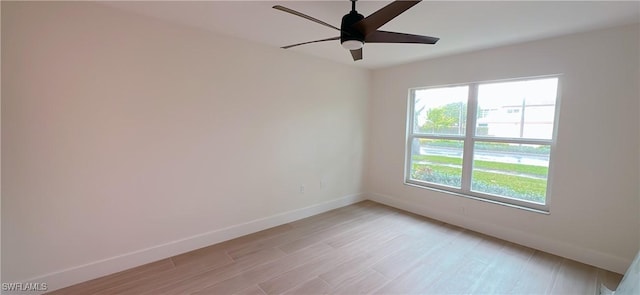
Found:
<box><xmin>273</xmin><ymin>0</ymin><xmax>439</xmax><ymax>62</ymax></box>
<box><xmin>341</xmin><ymin>40</ymin><xmax>364</xmax><ymax>50</ymax></box>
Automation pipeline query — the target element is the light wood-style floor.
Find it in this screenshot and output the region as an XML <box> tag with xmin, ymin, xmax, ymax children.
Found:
<box><xmin>49</xmin><ymin>201</ymin><xmax>622</xmax><ymax>294</ymax></box>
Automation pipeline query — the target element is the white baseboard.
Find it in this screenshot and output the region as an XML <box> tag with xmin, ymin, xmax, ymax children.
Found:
<box><xmin>22</xmin><ymin>193</ymin><xmax>365</xmax><ymax>294</ymax></box>
<box><xmin>368</xmin><ymin>192</ymin><xmax>629</xmax><ymax>274</ymax></box>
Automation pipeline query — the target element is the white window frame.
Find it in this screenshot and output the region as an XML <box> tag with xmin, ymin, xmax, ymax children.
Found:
<box><xmin>404</xmin><ymin>75</ymin><xmax>561</xmax><ymax>213</ymax></box>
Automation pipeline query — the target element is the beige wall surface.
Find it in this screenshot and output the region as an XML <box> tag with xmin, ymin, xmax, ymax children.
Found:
<box><xmin>368</xmin><ymin>24</ymin><xmax>640</xmax><ymax>274</ymax></box>
<box><xmin>2</xmin><ymin>1</ymin><xmax>369</xmax><ymax>287</ymax></box>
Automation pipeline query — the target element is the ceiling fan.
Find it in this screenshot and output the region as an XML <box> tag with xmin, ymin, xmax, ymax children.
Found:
<box><xmin>273</xmin><ymin>0</ymin><xmax>439</xmax><ymax>61</ymax></box>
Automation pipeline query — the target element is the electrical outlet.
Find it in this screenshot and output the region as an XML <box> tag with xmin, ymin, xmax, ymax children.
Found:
<box><xmin>299</xmin><ymin>185</ymin><xmax>305</xmax><ymax>194</ymax></box>
<box><xmin>320</xmin><ymin>179</ymin><xmax>325</xmax><ymax>190</ymax></box>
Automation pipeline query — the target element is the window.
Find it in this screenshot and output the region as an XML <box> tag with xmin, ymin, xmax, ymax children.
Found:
<box><xmin>406</xmin><ymin>76</ymin><xmax>560</xmax><ymax>211</ymax></box>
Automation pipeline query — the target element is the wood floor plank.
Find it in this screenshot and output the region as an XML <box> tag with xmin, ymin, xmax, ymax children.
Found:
<box><xmin>287</xmin><ymin>201</ymin><xmax>381</xmax><ymax>230</ymax></box>
<box><xmin>143</xmin><ymin>247</ymin><xmax>289</xmax><ymax>294</ymax></box>
<box><xmin>468</xmin><ymin>241</ymin><xmax>536</xmax><ymax>294</ymax></box>
<box><xmin>435</xmin><ymin>257</ymin><xmax>492</xmax><ymax>294</ymax></box>
<box><xmin>47</xmin><ymin>201</ymin><xmax>624</xmax><ymax>295</ymax></box>
<box><xmin>423</xmin><ymin>236</ymin><xmax>504</xmax><ymax>294</ymax></box>
<box><xmin>370</xmin><ymin>227</ymin><xmax>466</xmax><ymax>279</ymax></box>
<box><xmin>373</xmin><ymin>231</ymin><xmax>486</xmax><ymax>294</ymax></box>
<box><xmin>91</xmin><ymin>263</ymin><xmax>205</xmax><ymax>295</ymax></box>
<box><xmin>47</xmin><ymin>259</ymin><xmax>175</xmax><ymax>295</ymax></box>
<box><xmin>282</xmin><ymin>277</ymin><xmax>331</xmax><ymax>295</ymax></box>
<box><xmin>323</xmin><ymin>212</ymin><xmax>416</xmax><ymax>249</ymax></box>
<box><xmin>226</xmin><ymin>205</ymin><xmax>384</xmax><ymax>259</ymax></box>
<box><xmin>216</xmin><ymin>223</ymin><xmax>295</xmax><ymax>251</ymax></box>
<box><xmin>170</xmin><ymin>247</ymin><xmax>234</xmax><ymax>271</ymax></box>
<box><xmin>276</xmin><ymin>210</ymin><xmax>394</xmax><ymax>254</ymax></box>
<box><xmin>323</xmin><ymin>218</ymin><xmax>410</xmax><ymax>253</ymax></box>
<box><xmin>194</xmin><ymin>243</ymin><xmax>334</xmax><ymax>294</ymax></box>
<box><xmin>550</xmin><ymin>258</ymin><xmax>598</xmax><ymax>295</ymax></box>
<box><xmin>372</xmin><ymin>262</ymin><xmax>436</xmax><ymax>294</ymax></box>
<box><xmin>380</xmin><ymin>211</ymin><xmax>452</xmax><ymax>238</ymax></box>
<box><xmin>257</xmin><ymin>248</ymin><xmax>368</xmax><ymax>294</ymax></box>
<box><xmin>330</xmin><ymin>269</ymin><xmax>388</xmax><ymax>294</ymax></box>
<box><xmin>509</xmin><ymin>250</ymin><xmax>564</xmax><ymax>294</ymax></box>
<box><xmin>234</xmin><ymin>285</ymin><xmax>267</xmax><ymax>295</ymax></box>
<box><xmin>319</xmin><ymin>235</ymin><xmax>415</xmax><ymax>287</ymax></box>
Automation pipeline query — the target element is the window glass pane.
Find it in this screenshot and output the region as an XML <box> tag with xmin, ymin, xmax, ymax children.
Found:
<box><xmin>409</xmin><ymin>138</ymin><xmax>463</xmax><ymax>188</ymax></box>
<box><xmin>471</xmin><ymin>142</ymin><xmax>550</xmax><ymax>204</ymax></box>
<box><xmin>413</xmin><ymin>86</ymin><xmax>468</xmax><ymax>135</ymax></box>
<box><xmin>476</xmin><ymin>78</ymin><xmax>558</xmax><ymax>139</ymax></box>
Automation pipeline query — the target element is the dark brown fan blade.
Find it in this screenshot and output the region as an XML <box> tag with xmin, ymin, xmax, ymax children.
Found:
<box><xmin>273</xmin><ymin>5</ymin><xmax>341</xmax><ymax>32</ymax></box>
<box><xmin>365</xmin><ymin>30</ymin><xmax>439</xmax><ymax>44</ymax></box>
<box><xmin>350</xmin><ymin>48</ymin><xmax>362</xmax><ymax>61</ymax></box>
<box><xmin>353</xmin><ymin>1</ymin><xmax>421</xmax><ymax>36</ymax></box>
<box><xmin>281</xmin><ymin>36</ymin><xmax>340</xmax><ymax>49</ymax></box>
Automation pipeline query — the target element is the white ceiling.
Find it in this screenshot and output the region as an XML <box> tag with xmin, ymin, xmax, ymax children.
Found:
<box><xmin>104</xmin><ymin>1</ymin><xmax>640</xmax><ymax>69</ymax></box>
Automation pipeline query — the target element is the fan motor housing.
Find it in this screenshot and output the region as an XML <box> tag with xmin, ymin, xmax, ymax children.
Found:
<box><xmin>340</xmin><ymin>11</ymin><xmax>365</xmax><ymax>44</ymax></box>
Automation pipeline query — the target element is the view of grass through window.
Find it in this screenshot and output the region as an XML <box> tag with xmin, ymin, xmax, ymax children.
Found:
<box><xmin>471</xmin><ymin>142</ymin><xmax>549</xmax><ymax>203</ymax></box>
<box><xmin>410</xmin><ymin>140</ymin><xmax>549</xmax><ymax>203</ymax></box>
<box><xmin>410</xmin><ymin>139</ymin><xmax>463</xmax><ymax>188</ymax></box>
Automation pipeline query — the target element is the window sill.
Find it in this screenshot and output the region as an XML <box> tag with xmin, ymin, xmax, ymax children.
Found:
<box><xmin>404</xmin><ymin>181</ymin><xmax>550</xmax><ymax>215</ymax></box>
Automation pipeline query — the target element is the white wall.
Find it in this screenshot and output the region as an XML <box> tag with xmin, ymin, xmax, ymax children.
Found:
<box><xmin>1</xmin><ymin>2</ymin><xmax>369</xmax><ymax>290</ymax></box>
<box><xmin>368</xmin><ymin>23</ymin><xmax>640</xmax><ymax>274</ymax></box>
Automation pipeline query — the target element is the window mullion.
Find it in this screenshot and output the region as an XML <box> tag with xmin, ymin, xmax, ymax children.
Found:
<box><xmin>411</xmin><ymin>134</ymin><xmax>466</xmax><ymax>141</ymax></box>
<box><xmin>472</xmin><ymin>137</ymin><xmax>552</xmax><ymax>145</ymax></box>
<box><xmin>405</xmin><ymin>91</ymin><xmax>416</xmax><ymax>183</ymax></box>
<box><xmin>461</xmin><ymin>83</ymin><xmax>479</xmax><ymax>192</ymax></box>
